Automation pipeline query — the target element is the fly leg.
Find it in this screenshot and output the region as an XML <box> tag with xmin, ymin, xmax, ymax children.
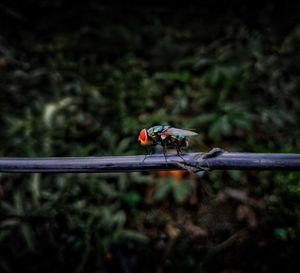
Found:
<box><xmin>142</xmin><ymin>146</ymin><xmax>152</xmax><ymax>163</ymax></box>
<box><xmin>176</xmin><ymin>145</ymin><xmax>186</xmax><ymax>162</ymax></box>
<box><xmin>142</xmin><ymin>147</ymin><xmax>148</xmax><ymax>162</ymax></box>
<box><xmin>161</xmin><ymin>140</ymin><xmax>168</xmax><ymax>166</ymax></box>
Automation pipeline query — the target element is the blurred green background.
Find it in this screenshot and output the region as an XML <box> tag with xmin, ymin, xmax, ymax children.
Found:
<box><xmin>0</xmin><ymin>1</ymin><xmax>300</xmax><ymax>273</ymax></box>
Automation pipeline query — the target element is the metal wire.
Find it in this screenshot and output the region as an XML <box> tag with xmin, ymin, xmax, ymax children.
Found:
<box><xmin>1</xmin><ymin>149</ymin><xmax>300</xmax><ymax>173</ymax></box>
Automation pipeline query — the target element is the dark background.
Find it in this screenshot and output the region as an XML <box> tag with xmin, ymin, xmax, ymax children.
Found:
<box><xmin>0</xmin><ymin>1</ymin><xmax>300</xmax><ymax>273</ymax></box>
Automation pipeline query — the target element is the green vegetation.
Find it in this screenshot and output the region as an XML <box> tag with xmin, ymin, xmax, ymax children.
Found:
<box><xmin>0</xmin><ymin>2</ymin><xmax>300</xmax><ymax>272</ymax></box>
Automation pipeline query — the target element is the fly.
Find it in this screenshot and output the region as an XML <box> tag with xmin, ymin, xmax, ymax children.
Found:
<box><xmin>138</xmin><ymin>125</ymin><xmax>198</xmax><ymax>162</ymax></box>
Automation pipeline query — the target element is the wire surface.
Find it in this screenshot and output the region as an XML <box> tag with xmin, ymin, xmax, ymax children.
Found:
<box><xmin>1</xmin><ymin>151</ymin><xmax>300</xmax><ymax>173</ymax></box>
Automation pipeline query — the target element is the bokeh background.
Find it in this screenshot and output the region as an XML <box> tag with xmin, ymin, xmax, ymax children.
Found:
<box><xmin>1</xmin><ymin>1</ymin><xmax>300</xmax><ymax>273</ymax></box>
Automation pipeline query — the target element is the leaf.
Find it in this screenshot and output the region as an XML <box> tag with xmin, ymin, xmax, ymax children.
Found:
<box><xmin>111</xmin><ymin>210</ymin><xmax>126</xmax><ymax>229</ymax></box>
<box><xmin>220</xmin><ymin>116</ymin><xmax>232</xmax><ymax>136</ymax></box>
<box><xmin>227</xmin><ymin>170</ymin><xmax>241</xmax><ymax>180</ymax></box>
<box><xmin>166</xmin><ymin>71</ymin><xmax>191</xmax><ymax>83</ymax></box>
<box><xmin>117</xmin><ymin>229</ymin><xmax>149</xmax><ymax>243</ymax></box>
<box><xmin>117</xmin><ymin>137</ymin><xmax>131</xmax><ymax>153</ymax></box>
<box><xmin>21</xmin><ymin>223</ymin><xmax>35</xmax><ymax>251</ymax></box>
<box><xmin>232</xmin><ymin>118</ymin><xmax>251</xmax><ymax>131</ymax></box>
<box><xmin>193</xmin><ymin>57</ymin><xmax>215</xmax><ymax>69</ymax></box>
<box><xmin>14</xmin><ymin>191</ymin><xmax>23</xmax><ymax>215</ymax></box>
<box><xmin>197</xmin><ymin>171</ymin><xmax>206</xmax><ymax>177</ymax></box>
<box><xmin>172</xmin><ymin>182</ymin><xmax>191</xmax><ymax>203</ymax></box>
<box><xmin>121</xmin><ymin>191</ymin><xmax>142</xmax><ymax>206</ymax></box>
<box><xmin>208</xmin><ymin>118</ymin><xmax>223</xmax><ymax>140</ymax></box>
<box><xmin>31</xmin><ymin>173</ymin><xmax>41</xmax><ymax>205</ymax></box>
<box><xmin>154</xmin><ymin>179</ymin><xmax>172</xmax><ymax>201</ymax></box>
<box><xmin>195</xmin><ymin>113</ymin><xmax>218</xmax><ymax>125</ymax></box>
<box><xmin>1</xmin><ymin>201</ymin><xmax>18</xmax><ymax>215</ymax></box>
<box><xmin>210</xmin><ymin>66</ymin><xmax>222</xmax><ymax>87</ymax></box>
<box><xmin>98</xmin><ymin>182</ymin><xmax>118</xmax><ymax>198</ymax></box>
<box><xmin>43</xmin><ymin>97</ymin><xmax>73</xmax><ymax>127</ymax></box>
<box><xmin>0</xmin><ymin>218</ymin><xmax>20</xmax><ymax>228</ymax></box>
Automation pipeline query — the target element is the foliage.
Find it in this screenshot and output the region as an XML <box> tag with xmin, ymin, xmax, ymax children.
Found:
<box><xmin>0</xmin><ymin>2</ymin><xmax>300</xmax><ymax>273</ymax></box>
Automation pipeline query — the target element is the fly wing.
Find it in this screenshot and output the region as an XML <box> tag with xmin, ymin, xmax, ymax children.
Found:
<box><xmin>162</xmin><ymin>127</ymin><xmax>198</xmax><ymax>136</ymax></box>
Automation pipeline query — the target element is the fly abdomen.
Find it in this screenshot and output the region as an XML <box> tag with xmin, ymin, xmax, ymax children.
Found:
<box><xmin>166</xmin><ymin>135</ymin><xmax>188</xmax><ymax>147</ymax></box>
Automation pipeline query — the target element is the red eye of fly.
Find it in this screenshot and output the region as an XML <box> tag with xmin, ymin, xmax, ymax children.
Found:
<box><xmin>139</xmin><ymin>129</ymin><xmax>147</xmax><ymax>142</ymax></box>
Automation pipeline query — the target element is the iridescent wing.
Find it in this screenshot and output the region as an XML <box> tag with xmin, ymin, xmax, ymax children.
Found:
<box><xmin>161</xmin><ymin>127</ymin><xmax>198</xmax><ymax>139</ymax></box>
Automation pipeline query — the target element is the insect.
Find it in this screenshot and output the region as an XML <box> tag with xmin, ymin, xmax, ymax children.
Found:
<box><xmin>138</xmin><ymin>125</ymin><xmax>198</xmax><ymax>161</ymax></box>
